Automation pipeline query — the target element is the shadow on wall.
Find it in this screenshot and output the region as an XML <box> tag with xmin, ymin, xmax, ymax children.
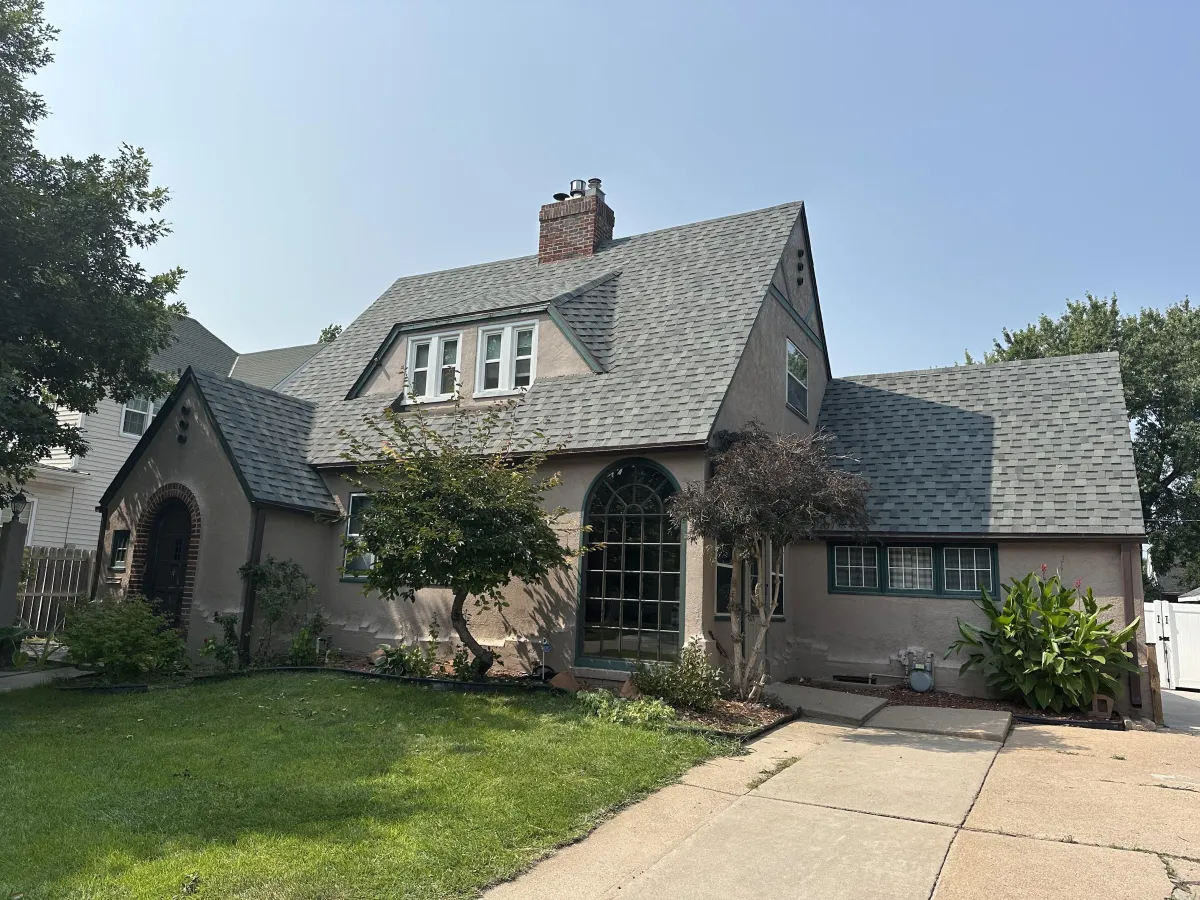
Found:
<box><xmin>499</xmin><ymin>564</ymin><xmax>578</xmax><ymax>675</ymax></box>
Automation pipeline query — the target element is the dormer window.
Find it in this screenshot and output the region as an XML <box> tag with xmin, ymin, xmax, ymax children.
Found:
<box><xmin>476</xmin><ymin>322</ymin><xmax>537</xmax><ymax>395</ymax></box>
<box><xmin>406</xmin><ymin>332</ymin><xmax>461</xmax><ymax>401</ymax></box>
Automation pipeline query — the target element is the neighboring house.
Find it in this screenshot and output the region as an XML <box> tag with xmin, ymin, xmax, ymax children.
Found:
<box><xmin>1155</xmin><ymin>566</ymin><xmax>1199</xmax><ymax>602</ymax></box>
<box><xmin>92</xmin><ymin>181</ymin><xmax>1151</xmax><ymax>712</ymax></box>
<box><xmin>15</xmin><ymin>317</ymin><xmax>324</xmax><ymax>551</ymax></box>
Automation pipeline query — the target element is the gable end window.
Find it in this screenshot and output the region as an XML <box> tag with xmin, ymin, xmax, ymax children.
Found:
<box><xmin>406</xmin><ymin>333</ymin><xmax>461</xmax><ymax>402</ymax></box>
<box><xmin>476</xmin><ymin>322</ymin><xmax>537</xmax><ymax>395</ymax></box>
<box><xmin>120</xmin><ymin>398</ymin><xmax>156</xmax><ymax>437</ymax></box>
<box><xmin>830</xmin><ymin>542</ymin><xmax>997</xmax><ymax>597</ymax></box>
<box><xmin>786</xmin><ymin>340</ymin><xmax>808</xmax><ymax>418</ymax></box>
<box><xmin>342</xmin><ymin>494</ymin><xmax>375</xmax><ymax>579</ymax></box>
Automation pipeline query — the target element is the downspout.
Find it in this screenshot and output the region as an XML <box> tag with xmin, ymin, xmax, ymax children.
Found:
<box><xmin>238</xmin><ymin>505</ymin><xmax>267</xmax><ymax>662</ymax></box>
<box><xmin>1120</xmin><ymin>542</ymin><xmax>1143</xmax><ymax>708</ymax></box>
<box><xmin>89</xmin><ymin>506</ymin><xmax>109</xmax><ymax>600</ymax></box>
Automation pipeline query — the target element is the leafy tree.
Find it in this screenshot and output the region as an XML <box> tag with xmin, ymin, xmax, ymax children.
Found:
<box><xmin>340</xmin><ymin>398</ymin><xmax>573</xmax><ymax>677</ymax></box>
<box><xmin>969</xmin><ymin>293</ymin><xmax>1200</xmax><ymax>585</ymax></box>
<box><xmin>669</xmin><ymin>425</ymin><xmax>871</xmax><ymax>699</ymax></box>
<box><xmin>318</xmin><ymin>324</ymin><xmax>342</xmax><ymax>343</ymax></box>
<box><xmin>0</xmin><ymin>1</ymin><xmax>184</xmax><ymax>505</ymax></box>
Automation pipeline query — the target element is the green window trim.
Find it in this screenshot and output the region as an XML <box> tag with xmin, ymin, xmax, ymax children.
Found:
<box><xmin>827</xmin><ymin>541</ymin><xmax>1000</xmax><ymax>599</ymax></box>
<box><xmin>340</xmin><ymin>493</ymin><xmax>375</xmax><ymax>583</ymax></box>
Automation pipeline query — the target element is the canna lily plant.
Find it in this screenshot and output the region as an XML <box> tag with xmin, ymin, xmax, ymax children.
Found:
<box><xmin>946</xmin><ymin>570</ymin><xmax>1141</xmax><ymax>713</ymax></box>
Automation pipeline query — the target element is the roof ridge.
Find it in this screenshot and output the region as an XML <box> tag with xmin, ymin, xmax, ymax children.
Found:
<box><xmin>834</xmin><ymin>351</ymin><xmax>1120</xmax><ymax>383</ymax></box>
<box><xmin>194</xmin><ymin>367</ymin><xmax>319</xmax><ymax>409</ymax></box>
<box><xmin>369</xmin><ymin>200</ymin><xmax>805</xmax><ymax>292</ymax></box>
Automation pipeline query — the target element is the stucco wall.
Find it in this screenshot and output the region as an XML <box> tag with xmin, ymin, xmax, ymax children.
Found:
<box><xmin>292</xmin><ymin>449</ymin><xmax>708</xmax><ymax>675</ymax></box>
<box><xmin>99</xmin><ymin>382</ymin><xmax>253</xmax><ymax>653</ymax></box>
<box><xmin>716</xmin><ymin>538</ymin><xmax>1144</xmax><ymax>708</ymax></box>
<box><xmin>713</xmin><ymin>214</ymin><xmax>829</xmax><ymax>436</ymax></box>
<box><xmin>360</xmin><ymin>311</ymin><xmax>592</xmax><ymax>400</ymax></box>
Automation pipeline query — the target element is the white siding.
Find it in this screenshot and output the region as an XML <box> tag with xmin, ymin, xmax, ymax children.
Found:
<box><xmin>43</xmin><ymin>408</ymin><xmax>83</xmax><ymax>469</ymax></box>
<box><xmin>26</xmin><ymin>398</ymin><xmax>150</xmax><ymax>548</ymax></box>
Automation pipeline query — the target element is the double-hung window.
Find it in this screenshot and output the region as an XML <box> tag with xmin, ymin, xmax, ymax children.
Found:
<box><xmin>476</xmin><ymin>322</ymin><xmax>537</xmax><ymax>395</ymax></box>
<box><xmin>120</xmin><ymin>398</ymin><xmax>155</xmax><ymax>437</ymax></box>
<box><xmin>406</xmin><ymin>333</ymin><xmax>461</xmax><ymax>401</ymax></box>
<box><xmin>109</xmin><ymin>530</ymin><xmax>130</xmax><ymax>571</ymax></box>
<box><xmin>786</xmin><ymin>340</ymin><xmax>809</xmax><ymax>417</ymax></box>
<box><xmin>342</xmin><ymin>494</ymin><xmax>375</xmax><ymax>578</ymax></box>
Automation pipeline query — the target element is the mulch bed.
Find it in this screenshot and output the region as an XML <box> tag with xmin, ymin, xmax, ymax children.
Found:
<box><xmin>792</xmin><ymin>678</ymin><xmax>1119</xmax><ymax>723</ymax></box>
<box><xmin>675</xmin><ymin>698</ymin><xmax>792</xmax><ymax>735</ymax></box>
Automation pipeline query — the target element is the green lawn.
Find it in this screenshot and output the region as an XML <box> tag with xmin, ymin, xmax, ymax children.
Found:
<box><xmin>0</xmin><ymin>672</ymin><xmax>722</xmax><ymax>900</ymax></box>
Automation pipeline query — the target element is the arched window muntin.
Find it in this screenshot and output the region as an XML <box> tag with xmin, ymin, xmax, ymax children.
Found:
<box><xmin>579</xmin><ymin>459</ymin><xmax>683</xmax><ymax>663</ymax></box>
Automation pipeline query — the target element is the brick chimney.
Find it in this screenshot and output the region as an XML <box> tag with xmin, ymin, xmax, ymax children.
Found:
<box><xmin>538</xmin><ymin>178</ymin><xmax>615</xmax><ymax>264</ymax></box>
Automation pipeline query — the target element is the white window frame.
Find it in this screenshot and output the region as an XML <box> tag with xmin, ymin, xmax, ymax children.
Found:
<box><xmin>786</xmin><ymin>339</ymin><xmax>809</xmax><ymax>418</ymax></box>
<box><xmin>342</xmin><ymin>493</ymin><xmax>375</xmax><ymax>579</ymax></box>
<box><xmin>405</xmin><ymin>331</ymin><xmax>462</xmax><ymax>402</ymax></box>
<box><xmin>474</xmin><ymin>321</ymin><xmax>538</xmax><ymax>397</ymax></box>
<box><xmin>119</xmin><ymin>397</ymin><xmax>156</xmax><ymax>438</ymax></box>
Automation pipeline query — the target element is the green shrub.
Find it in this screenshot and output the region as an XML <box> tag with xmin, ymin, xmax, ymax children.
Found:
<box><xmin>239</xmin><ymin>556</ymin><xmax>318</xmax><ymax>664</ymax></box>
<box><xmin>576</xmin><ymin>690</ymin><xmax>677</xmax><ymax>727</ymax></box>
<box><xmin>373</xmin><ymin>620</ymin><xmax>442</xmax><ymax>678</ymax></box>
<box><xmin>199</xmin><ymin>612</ymin><xmax>241</xmax><ymax>671</ymax></box>
<box><xmin>947</xmin><ymin>572</ymin><xmax>1141</xmax><ymax>712</ymax></box>
<box><xmin>287</xmin><ymin>613</ymin><xmax>327</xmax><ymax>666</ymax></box>
<box><xmin>63</xmin><ymin>596</ymin><xmax>186</xmax><ymax>680</ymax></box>
<box><xmin>631</xmin><ymin>637</ymin><xmax>726</xmax><ymax>711</ymax></box>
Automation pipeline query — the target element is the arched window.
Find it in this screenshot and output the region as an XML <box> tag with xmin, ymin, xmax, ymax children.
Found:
<box><xmin>581</xmin><ymin>460</ymin><xmax>682</xmax><ymax>662</ymax></box>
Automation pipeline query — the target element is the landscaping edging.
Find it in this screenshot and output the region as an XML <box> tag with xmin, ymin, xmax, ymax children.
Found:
<box><xmin>1012</xmin><ymin>713</ymin><xmax>1124</xmax><ymax>731</ymax></box>
<box><xmin>670</xmin><ymin>708</ymin><xmax>801</xmax><ymax>743</ymax></box>
<box><xmin>196</xmin><ymin>665</ymin><xmax>565</xmax><ymax>695</ymax></box>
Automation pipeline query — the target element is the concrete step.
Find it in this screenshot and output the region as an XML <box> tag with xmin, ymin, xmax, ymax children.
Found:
<box><xmin>764</xmin><ymin>683</ymin><xmax>888</xmax><ymax>726</ymax></box>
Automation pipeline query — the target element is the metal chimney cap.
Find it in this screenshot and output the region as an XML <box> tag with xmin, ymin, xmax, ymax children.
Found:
<box><xmin>587</xmin><ymin>178</ymin><xmax>602</xmax><ymax>188</ymax></box>
<box><xmin>569</xmin><ymin>179</ymin><xmax>586</xmax><ymax>197</ymax></box>
<box><xmin>552</xmin><ymin>192</ymin><xmax>569</xmax><ymax>201</ymax></box>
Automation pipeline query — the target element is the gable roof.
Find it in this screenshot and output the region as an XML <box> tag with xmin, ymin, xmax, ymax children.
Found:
<box><xmin>152</xmin><ymin>316</ymin><xmax>239</xmax><ymax>376</ymax></box>
<box><xmin>229</xmin><ymin>343</ymin><xmax>325</xmax><ymax>390</ymax></box>
<box><xmin>289</xmin><ymin>202</ymin><xmax>805</xmax><ymax>464</ymax></box>
<box><xmin>818</xmin><ymin>352</ymin><xmax>1145</xmax><ymax>537</ymax></box>
<box><xmin>100</xmin><ymin>368</ymin><xmax>338</xmax><ymax>514</ymax></box>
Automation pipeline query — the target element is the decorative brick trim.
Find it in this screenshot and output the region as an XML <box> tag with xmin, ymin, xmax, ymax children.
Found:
<box><xmin>131</xmin><ymin>482</ymin><xmax>202</xmax><ymax>636</ymax></box>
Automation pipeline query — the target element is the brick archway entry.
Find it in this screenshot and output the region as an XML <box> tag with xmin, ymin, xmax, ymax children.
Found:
<box><xmin>131</xmin><ymin>483</ymin><xmax>201</xmax><ymax>634</ymax></box>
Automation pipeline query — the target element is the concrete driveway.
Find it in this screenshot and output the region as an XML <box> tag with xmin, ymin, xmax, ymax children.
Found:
<box><xmin>485</xmin><ymin>706</ymin><xmax>1200</xmax><ymax>900</ymax></box>
<box><xmin>1163</xmin><ymin>688</ymin><xmax>1200</xmax><ymax>736</ymax></box>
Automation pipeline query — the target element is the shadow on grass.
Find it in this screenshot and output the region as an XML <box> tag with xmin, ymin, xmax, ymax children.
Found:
<box><xmin>1</xmin><ymin>672</ymin><xmax>712</xmax><ymax>899</ymax></box>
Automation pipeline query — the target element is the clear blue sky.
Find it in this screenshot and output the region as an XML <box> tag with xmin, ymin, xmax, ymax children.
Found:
<box><xmin>32</xmin><ymin>1</ymin><xmax>1200</xmax><ymax>376</ymax></box>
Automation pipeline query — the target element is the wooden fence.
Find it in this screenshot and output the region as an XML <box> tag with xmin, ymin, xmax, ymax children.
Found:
<box><xmin>18</xmin><ymin>546</ymin><xmax>95</xmax><ymax>633</ymax></box>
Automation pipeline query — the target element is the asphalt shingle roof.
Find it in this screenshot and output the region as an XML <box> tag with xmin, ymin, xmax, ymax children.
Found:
<box><xmin>818</xmin><ymin>353</ymin><xmax>1145</xmax><ymax>536</ymax></box>
<box><xmin>287</xmin><ymin>202</ymin><xmax>804</xmax><ymax>463</ymax></box>
<box><xmin>152</xmin><ymin>316</ymin><xmax>238</xmax><ymax>376</ymax></box>
<box><xmin>229</xmin><ymin>343</ymin><xmax>326</xmax><ymax>389</ymax></box>
<box><xmin>191</xmin><ymin>369</ymin><xmax>338</xmax><ymax>513</ymax></box>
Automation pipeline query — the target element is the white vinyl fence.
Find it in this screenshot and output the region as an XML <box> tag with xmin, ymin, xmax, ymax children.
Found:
<box><xmin>17</xmin><ymin>546</ymin><xmax>95</xmax><ymax>633</ymax></box>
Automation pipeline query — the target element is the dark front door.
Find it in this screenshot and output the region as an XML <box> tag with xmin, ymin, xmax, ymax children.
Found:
<box><xmin>145</xmin><ymin>500</ymin><xmax>191</xmax><ymax>625</ymax></box>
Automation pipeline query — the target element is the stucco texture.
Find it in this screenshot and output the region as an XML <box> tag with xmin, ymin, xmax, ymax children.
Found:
<box><xmin>299</xmin><ymin>450</ymin><xmax>709</xmax><ymax>675</ymax></box>
<box><xmin>720</xmin><ymin>539</ymin><xmax>1147</xmax><ymax>710</ymax></box>
<box><xmin>361</xmin><ymin>311</ymin><xmax>591</xmax><ymax>401</ymax></box>
<box><xmin>100</xmin><ymin>382</ymin><xmax>253</xmax><ymax>653</ymax></box>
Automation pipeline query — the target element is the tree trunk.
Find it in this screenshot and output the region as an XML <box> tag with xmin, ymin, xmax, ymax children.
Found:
<box><xmin>450</xmin><ymin>588</ymin><xmax>493</xmax><ymax>678</ymax></box>
<box><xmin>743</xmin><ymin>539</ymin><xmax>776</xmax><ymax>702</ymax></box>
<box><xmin>728</xmin><ymin>556</ymin><xmax>747</xmax><ymax>697</ymax></box>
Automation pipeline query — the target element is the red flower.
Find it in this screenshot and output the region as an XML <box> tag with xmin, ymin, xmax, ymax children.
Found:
<box><xmin>1074</xmin><ymin>578</ymin><xmax>1083</xmax><ymax>590</ymax></box>
<box><xmin>1040</xmin><ymin>563</ymin><xmax>1048</xmax><ymax>575</ymax></box>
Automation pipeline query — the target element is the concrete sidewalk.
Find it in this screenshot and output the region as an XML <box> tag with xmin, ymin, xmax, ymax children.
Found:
<box><xmin>0</xmin><ymin>666</ymin><xmax>85</xmax><ymax>693</ymax></box>
<box><xmin>484</xmin><ymin>709</ymin><xmax>1197</xmax><ymax>900</ymax></box>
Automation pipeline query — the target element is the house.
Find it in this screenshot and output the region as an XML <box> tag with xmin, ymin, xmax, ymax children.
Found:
<box><xmin>91</xmin><ymin>182</ymin><xmax>1151</xmax><ymax>711</ymax></box>
<box><xmin>10</xmin><ymin>317</ymin><xmax>324</xmax><ymax>551</ymax></box>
